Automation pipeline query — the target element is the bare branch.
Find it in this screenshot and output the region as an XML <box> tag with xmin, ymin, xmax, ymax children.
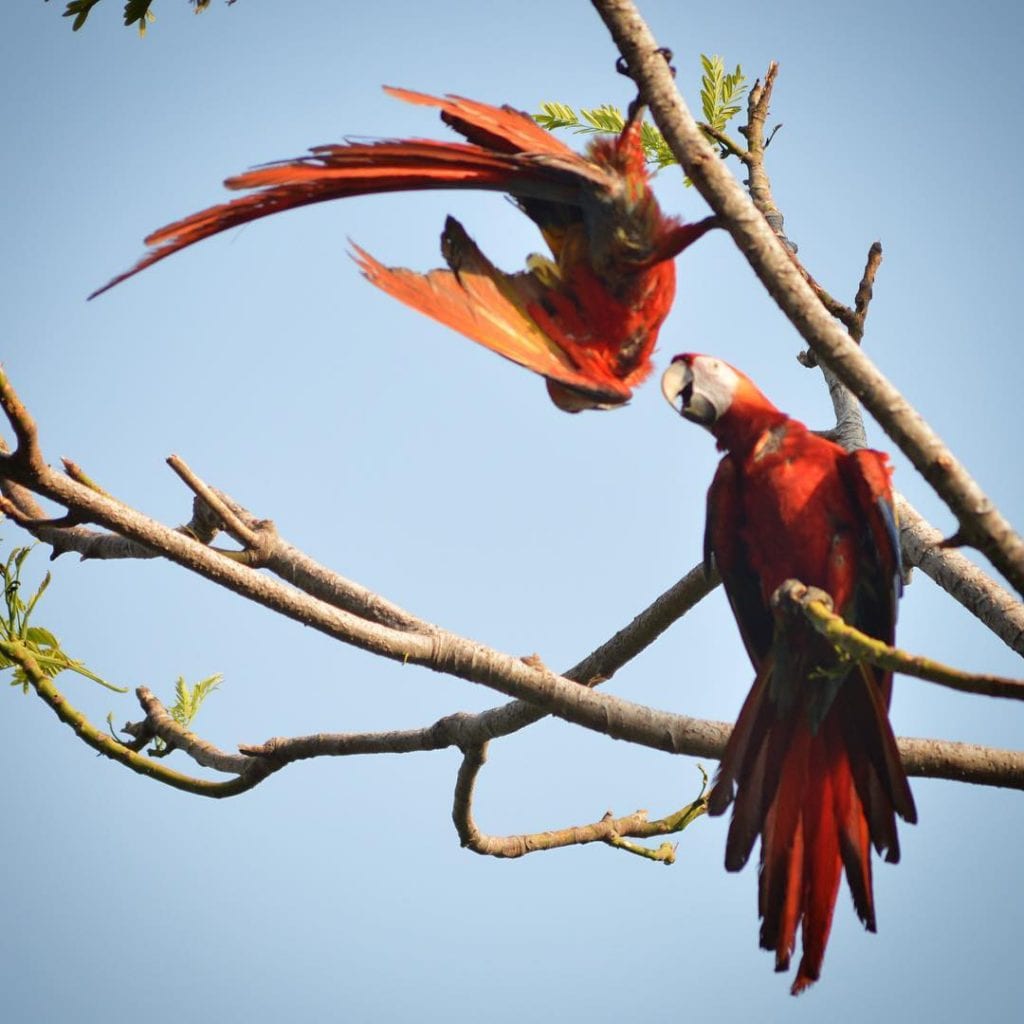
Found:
<box><xmin>898</xmin><ymin>498</ymin><xmax>1024</xmax><ymax>656</ymax></box>
<box><xmin>740</xmin><ymin>63</ymin><xmax>795</xmax><ymax>253</ymax></box>
<box><xmin>698</xmin><ymin>122</ymin><xmax>748</xmax><ymax>162</ymax></box>
<box><xmin>451</xmin><ymin>742</ymin><xmax>705</xmax><ymax>861</ymax></box>
<box><xmin>132</xmin><ymin>686</ymin><xmax>267</xmax><ymax>775</ymax></box>
<box><xmin>238</xmin><ymin>711</ymin><xmax>481</xmax><ymax>761</ymax></box>
<box><xmin>852</xmin><ymin>242</ymin><xmax>884</xmax><ymax>339</ymax></box>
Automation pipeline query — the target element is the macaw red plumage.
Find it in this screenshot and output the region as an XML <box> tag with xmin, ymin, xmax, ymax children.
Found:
<box><xmin>661</xmin><ymin>354</ymin><xmax>917</xmax><ymax>994</ymax></box>
<box><xmin>91</xmin><ymin>87</ymin><xmax>716</xmax><ymax>411</ymax></box>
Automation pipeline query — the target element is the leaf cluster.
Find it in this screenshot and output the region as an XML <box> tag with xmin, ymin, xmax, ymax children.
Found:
<box><xmin>48</xmin><ymin>0</ymin><xmax>217</xmax><ymax>35</ymax></box>
<box><xmin>169</xmin><ymin>673</ymin><xmax>222</xmax><ymax>730</ymax></box>
<box><xmin>699</xmin><ymin>54</ymin><xmax>747</xmax><ymax>133</ymax></box>
<box><xmin>534</xmin><ymin>102</ymin><xmax>676</xmax><ymax>169</ymax></box>
<box><xmin>534</xmin><ymin>54</ymin><xmax>747</xmax><ymax>173</ymax></box>
<box><xmin>0</xmin><ymin>545</ymin><xmax>122</xmax><ymax>693</ymax></box>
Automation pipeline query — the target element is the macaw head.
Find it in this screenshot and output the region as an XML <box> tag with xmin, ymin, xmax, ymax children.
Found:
<box><xmin>661</xmin><ymin>354</ymin><xmax>784</xmax><ymax>451</ymax></box>
<box><xmin>660</xmin><ymin>354</ymin><xmax>744</xmax><ymax>428</ymax></box>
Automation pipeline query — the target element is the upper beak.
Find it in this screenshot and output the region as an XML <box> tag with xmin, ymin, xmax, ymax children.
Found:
<box><xmin>661</xmin><ymin>360</ymin><xmax>691</xmax><ymax>414</ymax></box>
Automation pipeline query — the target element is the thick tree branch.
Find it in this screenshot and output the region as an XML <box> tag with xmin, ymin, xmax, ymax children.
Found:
<box><xmin>592</xmin><ymin>0</ymin><xmax>1024</xmax><ymax>596</ymax></box>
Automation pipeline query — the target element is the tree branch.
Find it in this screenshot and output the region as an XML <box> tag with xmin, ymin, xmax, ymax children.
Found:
<box><xmin>2</xmin><ymin>640</ymin><xmax>265</xmax><ymax>797</ymax></box>
<box><xmin>592</xmin><ymin>0</ymin><xmax>1024</xmax><ymax>596</ymax></box>
<box><xmin>1</xmin><ymin>366</ymin><xmax>1021</xmax><ymax>793</ymax></box>
<box><xmin>776</xmin><ymin>580</ymin><xmax>1024</xmax><ymax>700</ymax></box>
<box><xmin>451</xmin><ymin>742</ymin><xmax>705</xmax><ymax>862</ymax></box>
<box><xmin>897</xmin><ymin>498</ymin><xmax>1024</xmax><ymax>655</ymax></box>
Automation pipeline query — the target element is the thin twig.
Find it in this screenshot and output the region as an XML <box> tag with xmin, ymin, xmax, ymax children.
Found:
<box><xmin>2</xmin><ymin>640</ymin><xmax>262</xmax><ymax>798</ymax></box>
<box><xmin>698</xmin><ymin>122</ymin><xmax>748</xmax><ymax>162</ymax></box>
<box><xmin>452</xmin><ymin>742</ymin><xmax>706</xmax><ymax>860</ymax></box>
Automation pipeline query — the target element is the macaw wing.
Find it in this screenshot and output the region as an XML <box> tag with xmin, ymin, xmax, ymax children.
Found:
<box><xmin>90</xmin><ymin>87</ymin><xmax>603</xmax><ymax>301</ymax></box>
<box><xmin>705</xmin><ymin>455</ymin><xmax>786</xmax><ymax>866</ymax></box>
<box><xmin>351</xmin><ymin>242</ymin><xmax>631</xmax><ymax>409</ymax></box>
<box><xmin>89</xmin><ymin>139</ymin><xmax>586</xmax><ymax>300</ymax></box>
<box><xmin>839</xmin><ymin>448</ymin><xmax>903</xmax><ymax>646</ymax></box>
<box><xmin>704</xmin><ymin>456</ymin><xmax>773</xmax><ymax>666</ymax></box>
<box><xmin>837</xmin><ymin>448</ymin><xmax>917</xmax><ymax>831</ymax></box>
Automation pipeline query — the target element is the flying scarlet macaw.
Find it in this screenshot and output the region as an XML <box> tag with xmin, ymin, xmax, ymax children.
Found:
<box><xmin>91</xmin><ymin>87</ymin><xmax>716</xmax><ymax>411</ymax></box>
<box><xmin>661</xmin><ymin>354</ymin><xmax>917</xmax><ymax>994</ymax></box>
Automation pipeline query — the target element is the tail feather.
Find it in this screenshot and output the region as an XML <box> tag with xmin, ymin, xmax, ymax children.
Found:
<box><xmin>757</xmin><ymin>726</ymin><xmax>810</xmax><ymax>963</ymax></box>
<box><xmin>852</xmin><ymin>664</ymin><xmax>918</xmax><ymax>827</ymax></box>
<box><xmin>226</xmin><ymin>140</ymin><xmax>578</xmax><ymax>198</ymax></box>
<box><xmin>790</xmin><ymin>735</ymin><xmax>845</xmax><ymax>995</ymax></box>
<box><xmin>714</xmin><ymin>664</ymin><xmax>914</xmax><ymax>994</ymax></box>
<box><xmin>708</xmin><ymin>661</ymin><xmax>771</xmax><ymax>818</ymax></box>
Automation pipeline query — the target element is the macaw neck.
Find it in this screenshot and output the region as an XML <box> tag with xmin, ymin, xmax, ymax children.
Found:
<box><xmin>711</xmin><ymin>397</ymin><xmax>791</xmax><ymax>455</ymax></box>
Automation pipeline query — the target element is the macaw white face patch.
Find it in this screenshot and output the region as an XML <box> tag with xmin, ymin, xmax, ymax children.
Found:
<box><xmin>688</xmin><ymin>356</ymin><xmax>742</xmax><ymax>419</ymax></box>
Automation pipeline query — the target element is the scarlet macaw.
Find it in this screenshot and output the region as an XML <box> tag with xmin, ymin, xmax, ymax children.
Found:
<box><xmin>91</xmin><ymin>88</ymin><xmax>716</xmax><ymax>412</ymax></box>
<box><xmin>661</xmin><ymin>354</ymin><xmax>917</xmax><ymax>994</ymax></box>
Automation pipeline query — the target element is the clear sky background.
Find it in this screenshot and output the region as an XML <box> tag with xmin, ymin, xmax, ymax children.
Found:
<box><xmin>2</xmin><ymin>1</ymin><xmax>1022</xmax><ymax>1020</ymax></box>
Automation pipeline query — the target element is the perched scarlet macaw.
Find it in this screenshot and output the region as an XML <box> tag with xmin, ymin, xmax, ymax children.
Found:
<box><xmin>91</xmin><ymin>87</ymin><xmax>716</xmax><ymax>411</ymax></box>
<box><xmin>661</xmin><ymin>354</ymin><xmax>917</xmax><ymax>994</ymax></box>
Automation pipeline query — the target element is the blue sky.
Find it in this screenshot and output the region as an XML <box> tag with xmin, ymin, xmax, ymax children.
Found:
<box><xmin>2</xmin><ymin>1</ymin><xmax>1022</xmax><ymax>1020</ymax></box>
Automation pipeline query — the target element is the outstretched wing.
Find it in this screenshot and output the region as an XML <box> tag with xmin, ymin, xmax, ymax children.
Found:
<box><xmin>90</xmin><ymin>88</ymin><xmax>601</xmax><ymax>300</ymax></box>
<box><xmin>352</xmin><ymin>232</ymin><xmax>631</xmax><ymax>410</ymax></box>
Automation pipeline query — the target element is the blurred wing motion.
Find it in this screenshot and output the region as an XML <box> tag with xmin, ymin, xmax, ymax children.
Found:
<box><xmin>662</xmin><ymin>354</ymin><xmax>917</xmax><ymax>994</ymax></box>
<box><xmin>92</xmin><ymin>87</ymin><xmax>716</xmax><ymax>411</ymax></box>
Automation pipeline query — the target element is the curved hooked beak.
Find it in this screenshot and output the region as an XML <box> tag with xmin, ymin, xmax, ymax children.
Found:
<box><xmin>661</xmin><ymin>360</ymin><xmax>716</xmax><ymax>426</ymax></box>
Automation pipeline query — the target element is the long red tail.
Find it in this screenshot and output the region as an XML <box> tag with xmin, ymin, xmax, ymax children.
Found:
<box><xmin>711</xmin><ymin>661</ymin><xmax>916</xmax><ymax>994</ymax></box>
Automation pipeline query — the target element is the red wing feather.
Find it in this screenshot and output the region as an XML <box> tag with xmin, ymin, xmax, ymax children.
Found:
<box><xmin>88</xmin><ymin>140</ymin><xmax>576</xmax><ymax>300</ymax></box>
<box><xmin>351</xmin><ymin>243</ymin><xmax>630</xmax><ymax>407</ymax></box>
<box><xmin>90</xmin><ymin>85</ymin><xmax>710</xmax><ymax>411</ymax></box>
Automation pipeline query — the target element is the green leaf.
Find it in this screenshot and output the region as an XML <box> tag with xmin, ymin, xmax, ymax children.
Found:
<box><xmin>59</xmin><ymin>0</ymin><xmax>104</xmax><ymax>32</ymax></box>
<box><xmin>167</xmin><ymin>673</ymin><xmax>223</xmax><ymax>729</ymax></box>
<box><xmin>123</xmin><ymin>0</ymin><xmax>154</xmax><ymax>29</ymax></box>
<box><xmin>24</xmin><ymin>625</ymin><xmax>59</xmax><ymax>649</ymax></box>
<box><xmin>535</xmin><ymin>102</ymin><xmax>676</xmax><ymax>168</ymax></box>
<box><xmin>23</xmin><ymin>572</ymin><xmax>52</xmax><ymax>627</ymax></box>
<box><xmin>0</xmin><ymin>544</ymin><xmax>124</xmax><ymax>691</ymax></box>
<box><xmin>699</xmin><ymin>53</ymin><xmax>748</xmax><ymax>134</ymax></box>
<box><xmin>533</xmin><ymin>102</ymin><xmax>579</xmax><ymax>131</ymax></box>
<box><xmin>579</xmin><ymin>105</ymin><xmax>626</xmax><ymax>135</ymax></box>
